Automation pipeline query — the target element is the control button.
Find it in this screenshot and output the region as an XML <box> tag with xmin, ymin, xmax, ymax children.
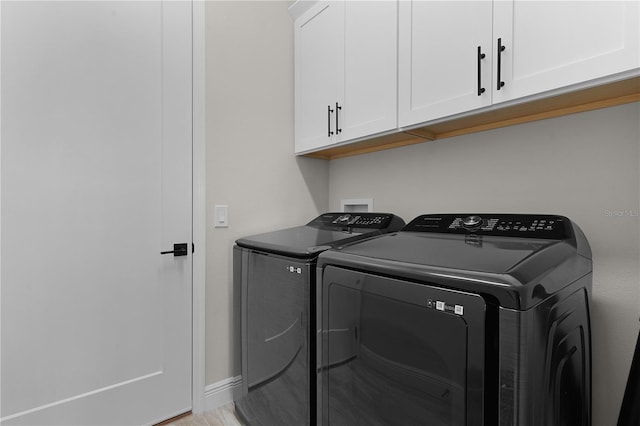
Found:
<box><xmin>462</xmin><ymin>215</ymin><xmax>483</xmax><ymax>229</ymax></box>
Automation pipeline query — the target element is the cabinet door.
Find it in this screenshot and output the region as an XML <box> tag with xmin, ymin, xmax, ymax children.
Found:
<box><xmin>398</xmin><ymin>1</ymin><xmax>493</xmax><ymax>127</ymax></box>
<box><xmin>294</xmin><ymin>1</ymin><xmax>344</xmax><ymax>153</ymax></box>
<box><xmin>493</xmin><ymin>0</ymin><xmax>640</xmax><ymax>104</ymax></box>
<box><xmin>341</xmin><ymin>1</ymin><xmax>397</xmax><ymax>141</ymax></box>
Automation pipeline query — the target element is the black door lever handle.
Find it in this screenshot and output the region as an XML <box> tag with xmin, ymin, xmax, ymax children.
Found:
<box><xmin>161</xmin><ymin>243</ymin><xmax>188</xmax><ymax>256</ymax></box>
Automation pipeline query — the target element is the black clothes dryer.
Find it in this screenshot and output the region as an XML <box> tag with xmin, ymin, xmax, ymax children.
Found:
<box><xmin>233</xmin><ymin>212</ymin><xmax>405</xmax><ymax>426</ymax></box>
<box><xmin>316</xmin><ymin>213</ymin><xmax>592</xmax><ymax>426</ymax></box>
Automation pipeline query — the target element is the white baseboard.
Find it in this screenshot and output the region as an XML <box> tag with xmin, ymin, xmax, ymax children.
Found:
<box><xmin>204</xmin><ymin>375</ymin><xmax>243</xmax><ymax>412</ymax></box>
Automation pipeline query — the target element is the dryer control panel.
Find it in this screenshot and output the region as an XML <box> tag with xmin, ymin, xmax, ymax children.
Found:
<box><xmin>403</xmin><ymin>214</ymin><xmax>571</xmax><ymax>239</ymax></box>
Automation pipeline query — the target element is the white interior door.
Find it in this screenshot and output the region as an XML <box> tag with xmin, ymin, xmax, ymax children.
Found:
<box><xmin>0</xmin><ymin>1</ymin><xmax>193</xmax><ymax>425</ymax></box>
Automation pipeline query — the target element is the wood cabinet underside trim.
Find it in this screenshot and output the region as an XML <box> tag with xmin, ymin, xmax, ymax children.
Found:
<box><xmin>304</xmin><ymin>76</ymin><xmax>640</xmax><ymax>161</ymax></box>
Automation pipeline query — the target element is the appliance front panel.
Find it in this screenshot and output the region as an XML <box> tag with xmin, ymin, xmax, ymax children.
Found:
<box><xmin>238</xmin><ymin>250</ymin><xmax>313</xmax><ymax>425</ymax></box>
<box><xmin>319</xmin><ymin>266</ymin><xmax>487</xmax><ymax>426</ymax></box>
<box><xmin>246</xmin><ymin>252</ymin><xmax>311</xmax><ymax>386</ymax></box>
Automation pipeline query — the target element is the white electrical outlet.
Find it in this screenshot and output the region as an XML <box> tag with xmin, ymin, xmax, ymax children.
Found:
<box><xmin>214</xmin><ymin>205</ymin><xmax>229</xmax><ymax>228</ymax></box>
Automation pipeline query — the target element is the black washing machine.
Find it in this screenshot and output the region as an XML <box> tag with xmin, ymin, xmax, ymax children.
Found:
<box><xmin>233</xmin><ymin>212</ymin><xmax>405</xmax><ymax>426</ymax></box>
<box><xmin>317</xmin><ymin>213</ymin><xmax>592</xmax><ymax>426</ymax></box>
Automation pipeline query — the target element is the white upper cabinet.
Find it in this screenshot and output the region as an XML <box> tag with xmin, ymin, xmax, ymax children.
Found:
<box><xmin>292</xmin><ymin>0</ymin><xmax>639</xmax><ymax>157</ymax></box>
<box><xmin>493</xmin><ymin>0</ymin><xmax>640</xmax><ymax>104</ymax></box>
<box><xmin>399</xmin><ymin>0</ymin><xmax>640</xmax><ymax>128</ymax></box>
<box><xmin>398</xmin><ymin>1</ymin><xmax>494</xmax><ymax>127</ymax></box>
<box><xmin>292</xmin><ymin>1</ymin><xmax>397</xmax><ymax>154</ymax></box>
<box><xmin>342</xmin><ymin>1</ymin><xmax>397</xmax><ymax>143</ymax></box>
<box><xmin>294</xmin><ymin>1</ymin><xmax>344</xmax><ymax>153</ymax></box>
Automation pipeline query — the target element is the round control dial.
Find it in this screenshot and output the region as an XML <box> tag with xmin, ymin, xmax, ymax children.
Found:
<box><xmin>462</xmin><ymin>215</ymin><xmax>483</xmax><ymax>229</ymax></box>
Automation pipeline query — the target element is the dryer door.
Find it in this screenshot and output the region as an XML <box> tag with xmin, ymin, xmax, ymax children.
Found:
<box><xmin>319</xmin><ymin>266</ymin><xmax>487</xmax><ymax>426</ymax></box>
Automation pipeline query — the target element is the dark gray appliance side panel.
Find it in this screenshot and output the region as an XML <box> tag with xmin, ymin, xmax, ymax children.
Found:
<box><xmin>498</xmin><ymin>275</ymin><xmax>592</xmax><ymax>426</ymax></box>
<box><xmin>237</xmin><ymin>247</ymin><xmax>251</xmax><ymax>397</ymax></box>
<box><xmin>316</xmin><ymin>265</ymin><xmax>324</xmax><ymax>426</ymax></box>
<box><xmin>233</xmin><ymin>246</ymin><xmax>243</xmax><ymax>381</ymax></box>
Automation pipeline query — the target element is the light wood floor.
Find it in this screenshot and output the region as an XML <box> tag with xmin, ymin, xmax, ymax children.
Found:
<box><xmin>162</xmin><ymin>403</ymin><xmax>243</xmax><ymax>426</ymax></box>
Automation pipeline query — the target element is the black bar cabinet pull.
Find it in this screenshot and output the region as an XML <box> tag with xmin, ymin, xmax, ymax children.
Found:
<box><xmin>335</xmin><ymin>102</ymin><xmax>342</xmax><ymax>134</ymax></box>
<box><xmin>497</xmin><ymin>38</ymin><xmax>506</xmax><ymax>90</ymax></box>
<box><xmin>327</xmin><ymin>105</ymin><xmax>334</xmax><ymax>137</ymax></box>
<box><xmin>477</xmin><ymin>46</ymin><xmax>486</xmax><ymax>96</ymax></box>
<box><xmin>161</xmin><ymin>243</ymin><xmax>188</xmax><ymax>257</ymax></box>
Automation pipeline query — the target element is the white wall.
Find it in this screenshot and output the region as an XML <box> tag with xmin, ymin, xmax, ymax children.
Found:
<box><xmin>205</xmin><ymin>0</ymin><xmax>328</xmax><ymax>384</ymax></box>
<box><xmin>328</xmin><ymin>102</ymin><xmax>640</xmax><ymax>426</ymax></box>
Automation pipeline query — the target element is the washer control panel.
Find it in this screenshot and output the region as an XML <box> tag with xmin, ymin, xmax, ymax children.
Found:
<box><xmin>311</xmin><ymin>213</ymin><xmax>394</xmax><ymax>229</ymax></box>
<box><xmin>403</xmin><ymin>214</ymin><xmax>571</xmax><ymax>239</ymax></box>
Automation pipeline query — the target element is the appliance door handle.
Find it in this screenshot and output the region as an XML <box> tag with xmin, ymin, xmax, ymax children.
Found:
<box><xmin>497</xmin><ymin>38</ymin><xmax>506</xmax><ymax>90</ymax></box>
<box><xmin>477</xmin><ymin>46</ymin><xmax>486</xmax><ymax>96</ymax></box>
<box><xmin>327</xmin><ymin>105</ymin><xmax>334</xmax><ymax>137</ymax></box>
<box><xmin>161</xmin><ymin>243</ymin><xmax>188</xmax><ymax>256</ymax></box>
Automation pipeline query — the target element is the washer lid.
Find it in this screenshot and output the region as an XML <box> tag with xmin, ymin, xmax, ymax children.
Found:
<box><xmin>236</xmin><ymin>226</ymin><xmax>364</xmax><ymax>258</ymax></box>
<box><xmin>318</xmin><ymin>213</ymin><xmax>592</xmax><ymax>309</ymax></box>
<box><xmin>235</xmin><ymin>212</ymin><xmax>405</xmax><ymax>259</ymax></box>
<box><xmin>326</xmin><ymin>231</ymin><xmax>560</xmax><ymax>274</ymax></box>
